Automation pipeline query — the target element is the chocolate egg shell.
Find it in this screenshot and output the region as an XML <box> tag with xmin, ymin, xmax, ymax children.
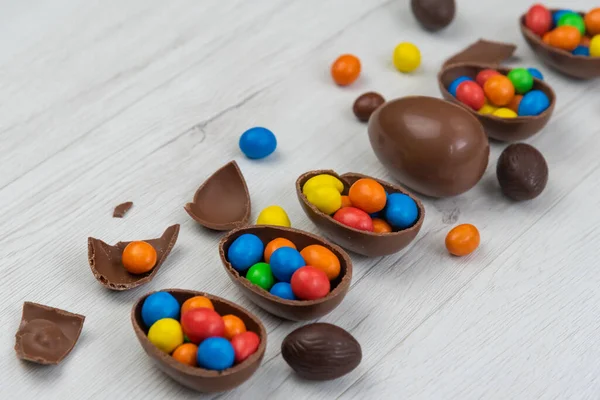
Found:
<box><xmin>438</xmin><ymin>63</ymin><xmax>556</xmax><ymax>141</ymax></box>
<box><xmin>410</xmin><ymin>0</ymin><xmax>455</xmax><ymax>32</ymax></box>
<box><xmin>281</xmin><ymin>323</ymin><xmax>361</xmax><ymax>381</ymax></box>
<box><xmin>520</xmin><ymin>11</ymin><xmax>600</xmax><ymax>80</ymax></box>
<box><xmin>497</xmin><ymin>143</ymin><xmax>548</xmax><ymax>201</ymax></box>
<box><xmin>185</xmin><ymin>161</ymin><xmax>251</xmax><ymax>231</ymax></box>
<box><xmin>131</xmin><ymin>289</ymin><xmax>266</xmax><ymax>393</ymax></box>
<box><xmin>88</xmin><ymin>224</ymin><xmax>180</xmax><ymax>291</ymax></box>
<box><xmin>219</xmin><ymin>225</ymin><xmax>352</xmax><ymax>321</ymax></box>
<box><xmin>296</xmin><ymin>170</ymin><xmax>424</xmax><ymax>257</ymax></box>
<box><xmin>368</xmin><ymin>96</ymin><xmax>489</xmax><ymax>198</ymax></box>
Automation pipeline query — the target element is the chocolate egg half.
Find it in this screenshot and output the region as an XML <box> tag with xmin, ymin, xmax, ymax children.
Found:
<box><xmin>368</xmin><ymin>96</ymin><xmax>489</xmax><ymax>198</ymax></box>
<box><xmin>411</xmin><ymin>0</ymin><xmax>455</xmax><ymax>32</ymax></box>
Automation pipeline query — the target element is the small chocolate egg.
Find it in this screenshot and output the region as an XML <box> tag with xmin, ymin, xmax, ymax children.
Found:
<box><xmin>496</xmin><ymin>143</ymin><xmax>548</xmax><ymax>201</ymax></box>
<box><xmin>411</xmin><ymin>0</ymin><xmax>455</xmax><ymax>32</ymax></box>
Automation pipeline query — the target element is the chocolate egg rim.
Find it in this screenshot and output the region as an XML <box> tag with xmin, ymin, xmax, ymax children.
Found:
<box><xmin>219</xmin><ymin>225</ymin><xmax>353</xmax><ymax>307</ymax></box>
<box><xmin>438</xmin><ymin>62</ymin><xmax>557</xmax><ymax>122</ymax></box>
<box><xmin>295</xmin><ymin>169</ymin><xmax>425</xmax><ymax>238</ymax></box>
<box><xmin>131</xmin><ymin>288</ymin><xmax>267</xmax><ymax>378</ymax></box>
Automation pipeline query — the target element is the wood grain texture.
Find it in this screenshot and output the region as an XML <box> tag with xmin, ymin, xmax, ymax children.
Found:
<box><xmin>1</xmin><ymin>0</ymin><xmax>599</xmax><ymax>399</ymax></box>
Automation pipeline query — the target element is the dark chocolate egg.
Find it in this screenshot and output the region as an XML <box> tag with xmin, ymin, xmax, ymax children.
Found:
<box><xmin>368</xmin><ymin>96</ymin><xmax>489</xmax><ymax>198</ymax></box>
<box><xmin>411</xmin><ymin>0</ymin><xmax>455</xmax><ymax>32</ymax></box>
<box><xmin>496</xmin><ymin>143</ymin><xmax>548</xmax><ymax>201</ymax></box>
<box><xmin>281</xmin><ymin>323</ymin><xmax>361</xmax><ymax>381</ymax></box>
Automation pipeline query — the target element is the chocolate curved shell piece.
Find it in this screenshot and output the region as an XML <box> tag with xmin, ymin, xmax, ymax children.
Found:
<box><xmin>113</xmin><ymin>201</ymin><xmax>133</xmax><ymax>218</ymax></box>
<box><xmin>184</xmin><ymin>161</ymin><xmax>251</xmax><ymax>231</ymax></box>
<box><xmin>438</xmin><ymin>63</ymin><xmax>556</xmax><ymax>141</ymax></box>
<box><xmin>443</xmin><ymin>39</ymin><xmax>516</xmax><ymax>69</ymax></box>
<box><xmin>520</xmin><ymin>12</ymin><xmax>600</xmax><ymax>80</ymax></box>
<box><xmin>219</xmin><ymin>225</ymin><xmax>352</xmax><ymax>321</ymax></box>
<box><xmin>497</xmin><ymin>143</ymin><xmax>548</xmax><ymax>201</ymax></box>
<box><xmin>132</xmin><ymin>289</ymin><xmax>266</xmax><ymax>393</ymax></box>
<box><xmin>88</xmin><ymin>224</ymin><xmax>180</xmax><ymax>291</ymax></box>
<box><xmin>281</xmin><ymin>323</ymin><xmax>361</xmax><ymax>381</ymax></box>
<box><xmin>410</xmin><ymin>0</ymin><xmax>455</xmax><ymax>32</ymax></box>
<box><xmin>368</xmin><ymin>96</ymin><xmax>489</xmax><ymax>198</ymax></box>
<box><xmin>296</xmin><ymin>170</ymin><xmax>425</xmax><ymax>257</ymax></box>
<box><xmin>14</xmin><ymin>302</ymin><xmax>85</xmax><ymax>365</ymax></box>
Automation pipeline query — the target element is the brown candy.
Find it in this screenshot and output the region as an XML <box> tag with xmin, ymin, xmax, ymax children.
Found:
<box><xmin>184</xmin><ymin>161</ymin><xmax>251</xmax><ymax>231</ymax></box>
<box><xmin>281</xmin><ymin>323</ymin><xmax>361</xmax><ymax>381</ymax></box>
<box><xmin>15</xmin><ymin>302</ymin><xmax>85</xmax><ymax>365</ymax></box>
<box><xmin>113</xmin><ymin>201</ymin><xmax>133</xmax><ymax>218</ymax></box>
<box><xmin>219</xmin><ymin>225</ymin><xmax>352</xmax><ymax>321</ymax></box>
<box><xmin>368</xmin><ymin>96</ymin><xmax>489</xmax><ymax>198</ymax></box>
<box><xmin>353</xmin><ymin>92</ymin><xmax>385</xmax><ymax>122</ymax></box>
<box><xmin>88</xmin><ymin>224</ymin><xmax>180</xmax><ymax>290</ymax></box>
<box><xmin>497</xmin><ymin>143</ymin><xmax>548</xmax><ymax>201</ymax></box>
<box><xmin>411</xmin><ymin>0</ymin><xmax>455</xmax><ymax>32</ymax></box>
<box><xmin>132</xmin><ymin>289</ymin><xmax>266</xmax><ymax>392</ymax></box>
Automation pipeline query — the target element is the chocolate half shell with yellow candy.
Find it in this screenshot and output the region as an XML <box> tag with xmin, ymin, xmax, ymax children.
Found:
<box><xmin>296</xmin><ymin>170</ymin><xmax>425</xmax><ymax>257</ymax></box>
<box><xmin>131</xmin><ymin>289</ymin><xmax>266</xmax><ymax>393</ymax></box>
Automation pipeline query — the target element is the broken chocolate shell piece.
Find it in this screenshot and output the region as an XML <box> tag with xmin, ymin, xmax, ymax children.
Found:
<box><xmin>88</xmin><ymin>224</ymin><xmax>180</xmax><ymax>291</ymax></box>
<box><xmin>443</xmin><ymin>39</ymin><xmax>516</xmax><ymax>69</ymax></box>
<box><xmin>113</xmin><ymin>201</ymin><xmax>133</xmax><ymax>218</ymax></box>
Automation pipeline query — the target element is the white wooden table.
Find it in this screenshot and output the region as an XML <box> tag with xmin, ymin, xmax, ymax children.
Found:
<box><xmin>2</xmin><ymin>0</ymin><xmax>600</xmax><ymax>398</ymax></box>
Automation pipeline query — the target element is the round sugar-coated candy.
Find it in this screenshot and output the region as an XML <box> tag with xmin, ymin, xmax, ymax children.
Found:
<box><xmin>333</xmin><ymin>207</ymin><xmax>373</xmax><ymax>231</ymax></box>
<box><xmin>484</xmin><ymin>75</ymin><xmax>515</xmax><ymax>106</ymax></box>
<box><xmin>527</xmin><ymin>68</ymin><xmax>544</xmax><ymax>80</ymax></box>
<box><xmin>580</xmin><ymin>36</ymin><xmax>591</xmax><ymax>47</ymax></box>
<box><xmin>542</xmin><ymin>32</ymin><xmax>552</xmax><ymax>44</ymax></box>
<box><xmin>302</xmin><ymin>174</ymin><xmax>344</xmax><ymax>196</ymax></box>
<box><xmin>372</xmin><ymin>218</ymin><xmax>392</xmax><ymax>233</ymax></box>
<box><xmin>518</xmin><ymin>90</ymin><xmax>550</xmax><ymax>116</ymax></box>
<box><xmin>507</xmin><ymin>95</ymin><xmax>523</xmax><ymax>113</ymax></box>
<box><xmin>549</xmin><ymin>26</ymin><xmax>581</xmax><ymax>51</ymax></box>
<box><xmin>525</xmin><ymin>4</ymin><xmax>552</xmax><ymax>35</ymax></box>
<box><xmin>246</xmin><ymin>262</ymin><xmax>275</xmax><ymax>290</ymax></box>
<box><xmin>239</xmin><ymin>127</ymin><xmax>277</xmax><ymax>159</ymax></box>
<box><xmin>300</xmin><ymin>244</ymin><xmax>341</xmax><ymax>280</ymax></box>
<box><xmin>348</xmin><ymin>178</ymin><xmax>387</xmax><ymax>214</ymax></box>
<box><xmin>572</xmin><ymin>46</ymin><xmax>590</xmax><ymax>56</ymax></box>
<box><xmin>585</xmin><ymin>8</ymin><xmax>600</xmax><ymax>36</ymax></box>
<box><xmin>589</xmin><ymin>35</ymin><xmax>600</xmax><ymax>57</ymax></box>
<box><xmin>270</xmin><ymin>282</ymin><xmax>296</xmax><ymax>300</ymax></box>
<box><xmin>256</xmin><ymin>205</ymin><xmax>291</xmax><ymax>227</ymax></box>
<box><xmin>264</xmin><ymin>238</ymin><xmax>296</xmax><ymax>263</ymax></box>
<box><xmin>553</xmin><ymin>10</ymin><xmax>573</xmax><ymax>27</ymax></box>
<box><xmin>557</xmin><ymin>12</ymin><xmax>586</xmax><ymax>36</ymax></box>
<box><xmin>478</xmin><ymin>102</ymin><xmax>498</xmax><ymax>115</ymax></box>
<box><xmin>122</xmin><ymin>241</ymin><xmax>157</xmax><ymax>274</ymax></box>
<box><xmin>331</xmin><ymin>54</ymin><xmax>361</xmax><ymax>86</ymax></box>
<box><xmin>448</xmin><ymin>76</ymin><xmax>472</xmax><ymax>97</ymax></box>
<box><xmin>492</xmin><ymin>108</ymin><xmax>518</xmax><ymax>118</ymax></box>
<box><xmin>227</xmin><ymin>233</ymin><xmax>264</xmax><ymax>272</ymax></box>
<box><xmin>291</xmin><ymin>266</ymin><xmax>331</xmax><ymax>300</ymax></box>
<box><xmin>392</xmin><ymin>42</ymin><xmax>421</xmax><ymax>73</ymax></box>
<box><xmin>445</xmin><ymin>224</ymin><xmax>480</xmax><ymax>256</ymax></box>
<box><xmin>172</xmin><ymin>343</ymin><xmax>198</xmax><ymax>367</ymax></box>
<box><xmin>384</xmin><ymin>193</ymin><xmax>418</xmax><ymax>229</ymax></box>
<box><xmin>148</xmin><ymin>318</ymin><xmax>184</xmax><ymax>354</ymax></box>
<box><xmin>353</xmin><ymin>92</ymin><xmax>385</xmax><ymax>122</ymax></box>
<box><xmin>340</xmin><ymin>195</ymin><xmax>353</xmax><ymax>208</ymax></box>
<box><xmin>306</xmin><ymin>186</ymin><xmax>342</xmax><ymax>215</ymax></box>
<box><xmin>222</xmin><ymin>315</ymin><xmax>247</xmax><ymax>340</ymax></box>
<box><xmin>507</xmin><ymin>68</ymin><xmax>534</xmax><ymax>94</ymax></box>
<box><xmin>456</xmin><ymin>81</ymin><xmax>485</xmax><ymax>111</ymax></box>
<box><xmin>197</xmin><ymin>337</ymin><xmax>235</xmax><ymax>371</ymax></box>
<box><xmin>181</xmin><ymin>296</ymin><xmax>214</xmax><ymax>315</ymax></box>
<box><xmin>142</xmin><ymin>291</ymin><xmax>180</xmax><ymax>328</ymax></box>
<box><xmin>270</xmin><ymin>247</ymin><xmax>305</xmax><ymax>282</ymax></box>
<box><xmin>475</xmin><ymin>69</ymin><xmax>501</xmax><ymax>87</ymax></box>
<box><xmin>181</xmin><ymin>308</ymin><xmax>225</xmax><ymax>344</ymax></box>
<box><xmin>231</xmin><ymin>331</ymin><xmax>261</xmax><ymax>363</ymax></box>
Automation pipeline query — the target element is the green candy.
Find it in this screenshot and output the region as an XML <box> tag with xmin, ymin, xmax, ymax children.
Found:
<box><xmin>507</xmin><ymin>68</ymin><xmax>534</xmax><ymax>94</ymax></box>
<box><xmin>246</xmin><ymin>262</ymin><xmax>275</xmax><ymax>290</ymax></box>
<box><xmin>558</xmin><ymin>13</ymin><xmax>586</xmax><ymax>36</ymax></box>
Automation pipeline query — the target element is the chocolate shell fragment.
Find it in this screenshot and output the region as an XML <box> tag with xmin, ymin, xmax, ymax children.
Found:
<box><xmin>443</xmin><ymin>39</ymin><xmax>516</xmax><ymax>69</ymax></box>
<box><xmin>113</xmin><ymin>201</ymin><xmax>133</xmax><ymax>218</ymax></box>
<box><xmin>15</xmin><ymin>302</ymin><xmax>85</xmax><ymax>365</ymax></box>
<box><xmin>497</xmin><ymin>143</ymin><xmax>548</xmax><ymax>201</ymax></box>
<box><xmin>411</xmin><ymin>0</ymin><xmax>455</xmax><ymax>32</ymax></box>
<box><xmin>88</xmin><ymin>224</ymin><xmax>180</xmax><ymax>290</ymax></box>
<box><xmin>184</xmin><ymin>161</ymin><xmax>251</xmax><ymax>231</ymax></box>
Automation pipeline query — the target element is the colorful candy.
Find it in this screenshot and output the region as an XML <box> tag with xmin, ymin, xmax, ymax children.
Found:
<box><xmin>142</xmin><ymin>291</ymin><xmax>180</xmax><ymax>328</ymax></box>
<box><xmin>222</xmin><ymin>314</ymin><xmax>247</xmax><ymax>340</ymax></box>
<box><xmin>492</xmin><ymin>108</ymin><xmax>518</xmax><ymax>118</ymax></box>
<box><xmin>585</xmin><ymin>8</ymin><xmax>600</xmax><ymax>36</ymax></box>
<box><xmin>340</xmin><ymin>195</ymin><xmax>353</xmax><ymax>208</ymax></box>
<box><xmin>269</xmin><ymin>282</ymin><xmax>296</xmax><ymax>300</ymax></box>
<box><xmin>548</xmin><ymin>26</ymin><xmax>581</xmax><ymax>50</ymax></box>
<box><xmin>302</xmin><ymin>174</ymin><xmax>344</xmax><ymax>196</ymax></box>
<box><xmin>246</xmin><ymin>262</ymin><xmax>275</xmax><ymax>290</ymax></box>
<box><xmin>331</xmin><ymin>54</ymin><xmax>361</xmax><ymax>86</ymax></box>
<box><xmin>269</xmin><ymin>247</ymin><xmax>305</xmax><ymax>282</ymax></box>
<box><xmin>291</xmin><ymin>266</ymin><xmax>331</xmax><ymax>300</ymax></box>
<box><xmin>148</xmin><ymin>318</ymin><xmax>184</xmax><ymax>354</ymax></box>
<box><xmin>333</xmin><ymin>207</ymin><xmax>373</xmax><ymax>231</ymax></box>
<box><xmin>445</xmin><ymin>223</ymin><xmax>480</xmax><ymax>256</ymax></box>
<box><xmin>122</xmin><ymin>241</ymin><xmax>157</xmax><ymax>274</ymax></box>
<box><xmin>231</xmin><ymin>331</ymin><xmax>261</xmax><ymax>363</ymax></box>
<box><xmin>172</xmin><ymin>343</ymin><xmax>198</xmax><ymax>366</ymax></box>
<box><xmin>527</xmin><ymin>67</ymin><xmax>544</xmax><ymax>80</ymax></box>
<box><xmin>456</xmin><ymin>81</ymin><xmax>485</xmax><ymax>111</ymax></box>
<box><xmin>484</xmin><ymin>75</ymin><xmax>515</xmax><ymax>106</ymax></box>
<box><xmin>384</xmin><ymin>193</ymin><xmax>419</xmax><ymax>229</ymax></box>
<box><xmin>478</xmin><ymin>102</ymin><xmax>498</xmax><ymax>115</ymax></box>
<box><xmin>239</xmin><ymin>127</ymin><xmax>277</xmax><ymax>159</ymax></box>
<box><xmin>507</xmin><ymin>68</ymin><xmax>534</xmax><ymax>94</ymax></box>
<box><xmin>553</xmin><ymin>10</ymin><xmax>572</xmax><ymax>27</ymax></box>
<box><xmin>557</xmin><ymin>12</ymin><xmax>586</xmax><ymax>35</ymax></box>
<box><xmin>227</xmin><ymin>233</ymin><xmax>264</xmax><ymax>272</ymax></box>
<box><xmin>264</xmin><ymin>238</ymin><xmax>296</xmax><ymax>263</ymax></box>
<box><xmin>181</xmin><ymin>296</ymin><xmax>214</xmax><ymax>314</ymax></box>
<box><xmin>475</xmin><ymin>69</ymin><xmax>501</xmax><ymax>87</ymax></box>
<box><xmin>300</xmin><ymin>244</ymin><xmax>341</xmax><ymax>280</ymax></box>
<box><xmin>181</xmin><ymin>308</ymin><xmax>225</xmax><ymax>344</ymax></box>
<box><xmin>392</xmin><ymin>42</ymin><xmax>421</xmax><ymax>73</ymax></box>
<box><xmin>348</xmin><ymin>178</ymin><xmax>387</xmax><ymax>214</ymax></box>
<box><xmin>518</xmin><ymin>90</ymin><xmax>551</xmax><ymax>117</ymax></box>
<box><xmin>448</xmin><ymin>76</ymin><xmax>472</xmax><ymax>97</ymax></box>
<box><xmin>573</xmin><ymin>46</ymin><xmax>590</xmax><ymax>56</ymax></box>
<box><xmin>526</xmin><ymin>4</ymin><xmax>552</xmax><ymax>35</ymax></box>
<box><xmin>256</xmin><ymin>205</ymin><xmax>291</xmax><ymax>227</ymax></box>
<box><xmin>306</xmin><ymin>186</ymin><xmax>342</xmax><ymax>215</ymax></box>
<box><xmin>372</xmin><ymin>218</ymin><xmax>392</xmax><ymax>233</ymax></box>
<box><xmin>197</xmin><ymin>337</ymin><xmax>235</xmax><ymax>371</ymax></box>
<box><xmin>591</xmin><ymin>35</ymin><xmax>600</xmax><ymax>57</ymax></box>
<box><xmin>507</xmin><ymin>95</ymin><xmax>523</xmax><ymax>113</ymax></box>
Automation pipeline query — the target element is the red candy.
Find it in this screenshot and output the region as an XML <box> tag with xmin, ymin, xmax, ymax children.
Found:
<box><xmin>333</xmin><ymin>207</ymin><xmax>373</xmax><ymax>231</ymax></box>
<box><xmin>456</xmin><ymin>81</ymin><xmax>485</xmax><ymax>111</ymax></box>
<box><xmin>525</xmin><ymin>4</ymin><xmax>552</xmax><ymax>36</ymax></box>
<box><xmin>291</xmin><ymin>266</ymin><xmax>331</xmax><ymax>300</ymax></box>
<box><xmin>475</xmin><ymin>69</ymin><xmax>501</xmax><ymax>87</ymax></box>
<box><xmin>231</xmin><ymin>331</ymin><xmax>261</xmax><ymax>363</ymax></box>
<box><xmin>181</xmin><ymin>308</ymin><xmax>225</xmax><ymax>344</ymax></box>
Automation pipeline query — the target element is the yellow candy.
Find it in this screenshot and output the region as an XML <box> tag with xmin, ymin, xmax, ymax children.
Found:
<box><xmin>256</xmin><ymin>205</ymin><xmax>291</xmax><ymax>227</ymax></box>
<box><xmin>590</xmin><ymin>35</ymin><xmax>600</xmax><ymax>57</ymax></box>
<box><xmin>478</xmin><ymin>103</ymin><xmax>498</xmax><ymax>115</ymax></box>
<box><xmin>148</xmin><ymin>318</ymin><xmax>183</xmax><ymax>354</ymax></box>
<box><xmin>492</xmin><ymin>108</ymin><xmax>517</xmax><ymax>118</ymax></box>
<box><xmin>393</xmin><ymin>42</ymin><xmax>421</xmax><ymax>73</ymax></box>
<box><xmin>302</xmin><ymin>174</ymin><xmax>344</xmax><ymax>196</ymax></box>
<box><xmin>306</xmin><ymin>186</ymin><xmax>342</xmax><ymax>215</ymax></box>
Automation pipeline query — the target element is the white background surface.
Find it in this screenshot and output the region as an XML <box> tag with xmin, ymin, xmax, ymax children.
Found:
<box><xmin>1</xmin><ymin>0</ymin><xmax>600</xmax><ymax>399</ymax></box>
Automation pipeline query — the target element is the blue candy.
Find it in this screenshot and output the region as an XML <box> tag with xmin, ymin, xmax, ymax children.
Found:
<box><xmin>572</xmin><ymin>46</ymin><xmax>590</xmax><ymax>56</ymax></box>
<box><xmin>228</xmin><ymin>234</ymin><xmax>264</xmax><ymax>272</ymax></box>
<box><xmin>141</xmin><ymin>292</ymin><xmax>180</xmax><ymax>328</ymax></box>
<box><xmin>239</xmin><ymin>127</ymin><xmax>277</xmax><ymax>159</ymax></box>
<box><xmin>384</xmin><ymin>193</ymin><xmax>419</xmax><ymax>229</ymax></box>
<box><xmin>197</xmin><ymin>337</ymin><xmax>235</xmax><ymax>371</ymax></box>
<box><xmin>527</xmin><ymin>68</ymin><xmax>544</xmax><ymax>81</ymax></box>
<box><xmin>269</xmin><ymin>247</ymin><xmax>305</xmax><ymax>283</ymax></box>
<box><xmin>270</xmin><ymin>282</ymin><xmax>296</xmax><ymax>300</ymax></box>
<box><xmin>518</xmin><ymin>90</ymin><xmax>550</xmax><ymax>117</ymax></box>
<box><xmin>552</xmin><ymin>10</ymin><xmax>572</xmax><ymax>27</ymax></box>
<box><xmin>448</xmin><ymin>76</ymin><xmax>473</xmax><ymax>97</ymax></box>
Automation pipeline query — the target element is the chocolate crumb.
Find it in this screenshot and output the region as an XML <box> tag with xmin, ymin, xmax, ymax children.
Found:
<box><xmin>113</xmin><ymin>202</ymin><xmax>133</xmax><ymax>218</ymax></box>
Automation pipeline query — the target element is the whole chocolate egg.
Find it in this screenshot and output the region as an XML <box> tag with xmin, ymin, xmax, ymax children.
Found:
<box><xmin>411</xmin><ymin>0</ymin><xmax>455</xmax><ymax>32</ymax></box>
<box><xmin>367</xmin><ymin>96</ymin><xmax>489</xmax><ymax>198</ymax></box>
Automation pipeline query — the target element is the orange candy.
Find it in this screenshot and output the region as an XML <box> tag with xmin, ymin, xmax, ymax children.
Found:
<box><xmin>507</xmin><ymin>95</ymin><xmax>523</xmax><ymax>114</ymax></box>
<box><xmin>300</xmin><ymin>244</ymin><xmax>341</xmax><ymax>280</ymax></box>
<box><xmin>264</xmin><ymin>238</ymin><xmax>296</xmax><ymax>263</ymax></box>
<box><xmin>585</xmin><ymin>8</ymin><xmax>600</xmax><ymax>36</ymax></box>
<box><xmin>348</xmin><ymin>178</ymin><xmax>387</xmax><ymax>214</ymax></box>
<box><xmin>483</xmin><ymin>75</ymin><xmax>515</xmax><ymax>107</ymax></box>
<box><xmin>181</xmin><ymin>296</ymin><xmax>214</xmax><ymax>315</ymax></box>
<box><xmin>372</xmin><ymin>218</ymin><xmax>392</xmax><ymax>233</ymax></box>
<box><xmin>340</xmin><ymin>195</ymin><xmax>353</xmax><ymax>208</ymax></box>
<box><xmin>445</xmin><ymin>224</ymin><xmax>480</xmax><ymax>256</ymax></box>
<box><xmin>548</xmin><ymin>26</ymin><xmax>581</xmax><ymax>51</ymax></box>
<box><xmin>580</xmin><ymin>36</ymin><xmax>591</xmax><ymax>47</ymax></box>
<box><xmin>331</xmin><ymin>54</ymin><xmax>361</xmax><ymax>86</ymax></box>
<box><xmin>222</xmin><ymin>314</ymin><xmax>247</xmax><ymax>340</ymax></box>
<box><xmin>172</xmin><ymin>343</ymin><xmax>198</xmax><ymax>366</ymax></box>
<box><xmin>122</xmin><ymin>241</ymin><xmax>157</xmax><ymax>274</ymax></box>
<box><xmin>542</xmin><ymin>32</ymin><xmax>552</xmax><ymax>44</ymax></box>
